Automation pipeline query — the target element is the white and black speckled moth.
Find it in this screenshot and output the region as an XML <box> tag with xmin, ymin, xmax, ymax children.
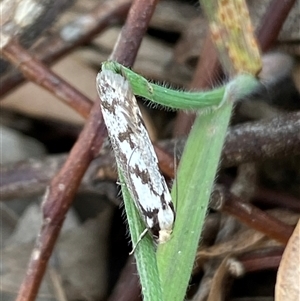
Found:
<box><xmin>96</xmin><ymin>69</ymin><xmax>175</xmax><ymax>245</ymax></box>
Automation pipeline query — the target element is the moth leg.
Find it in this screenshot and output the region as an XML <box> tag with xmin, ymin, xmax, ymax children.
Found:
<box><xmin>129</xmin><ymin>228</ymin><xmax>148</xmax><ymax>255</ymax></box>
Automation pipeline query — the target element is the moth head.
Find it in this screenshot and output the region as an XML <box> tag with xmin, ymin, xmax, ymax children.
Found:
<box><xmin>157</xmin><ymin>229</ymin><xmax>172</xmax><ymax>244</ymax></box>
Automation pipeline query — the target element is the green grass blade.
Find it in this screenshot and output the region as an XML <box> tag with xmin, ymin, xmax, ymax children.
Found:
<box><xmin>156</xmin><ymin>101</ymin><xmax>233</xmax><ymax>301</ymax></box>
<box><xmin>119</xmin><ymin>171</ymin><xmax>164</xmax><ymax>301</ymax></box>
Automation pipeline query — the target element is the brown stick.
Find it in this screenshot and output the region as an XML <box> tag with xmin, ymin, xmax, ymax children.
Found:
<box><xmin>222</xmin><ymin>111</ymin><xmax>300</xmax><ymax>167</ymax></box>
<box><xmin>2</xmin><ymin>40</ymin><xmax>93</xmax><ymax>118</ymax></box>
<box><xmin>109</xmin><ymin>0</ymin><xmax>159</xmax><ymax>64</ymax></box>
<box><xmin>257</xmin><ymin>0</ymin><xmax>297</xmax><ymax>52</ymax></box>
<box><xmin>210</xmin><ymin>185</ymin><xmax>295</xmax><ymax>244</ymax></box>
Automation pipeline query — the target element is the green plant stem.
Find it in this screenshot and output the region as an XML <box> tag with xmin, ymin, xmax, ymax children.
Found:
<box><xmin>102</xmin><ymin>61</ymin><xmax>226</xmax><ymax>109</ymax></box>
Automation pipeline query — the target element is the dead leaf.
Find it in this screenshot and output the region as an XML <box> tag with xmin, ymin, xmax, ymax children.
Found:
<box><xmin>275</xmin><ymin>218</ymin><xmax>300</xmax><ymax>301</ymax></box>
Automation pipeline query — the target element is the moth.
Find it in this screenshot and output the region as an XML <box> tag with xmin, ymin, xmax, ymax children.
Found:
<box><xmin>96</xmin><ymin>69</ymin><xmax>175</xmax><ymax>245</ymax></box>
